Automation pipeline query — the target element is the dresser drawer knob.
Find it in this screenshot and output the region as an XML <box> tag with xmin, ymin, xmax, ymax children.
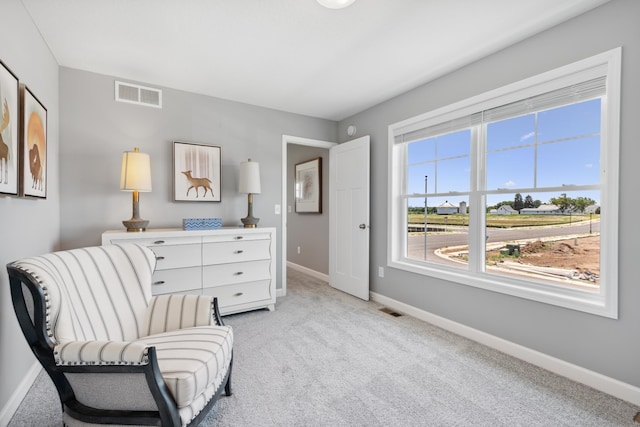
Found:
<box><xmin>234</xmin><ymin>272</ymin><xmax>244</xmax><ymax>276</ymax></box>
<box><xmin>234</xmin><ymin>236</ymin><xmax>244</xmax><ymax>240</ymax></box>
<box><xmin>153</xmin><ymin>281</ymin><xmax>165</xmax><ymax>286</ymax></box>
<box><xmin>156</xmin><ymin>256</ymin><xmax>165</xmax><ymax>261</ymax></box>
<box><xmin>234</xmin><ymin>292</ymin><xmax>244</xmax><ymax>297</ymax></box>
<box><xmin>234</xmin><ymin>250</ymin><xmax>244</xmax><ymax>254</ymax></box>
<box><xmin>154</xmin><ymin>240</ymin><xmax>165</xmax><ymax>245</ymax></box>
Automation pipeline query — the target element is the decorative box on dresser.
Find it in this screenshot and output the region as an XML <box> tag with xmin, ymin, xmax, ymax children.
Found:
<box><xmin>101</xmin><ymin>227</ymin><xmax>276</xmax><ymax>315</ymax></box>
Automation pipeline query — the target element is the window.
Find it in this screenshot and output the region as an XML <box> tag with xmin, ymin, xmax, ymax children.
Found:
<box><xmin>388</xmin><ymin>48</ymin><xmax>621</xmax><ymax>318</ymax></box>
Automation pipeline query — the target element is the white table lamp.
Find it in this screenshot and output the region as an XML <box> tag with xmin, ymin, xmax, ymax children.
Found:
<box><xmin>239</xmin><ymin>158</ymin><xmax>261</xmax><ymax>228</ymax></box>
<box><xmin>120</xmin><ymin>147</ymin><xmax>152</xmax><ymax>231</ymax></box>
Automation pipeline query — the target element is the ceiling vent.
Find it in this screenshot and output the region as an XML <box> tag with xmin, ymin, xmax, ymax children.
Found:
<box><xmin>115</xmin><ymin>81</ymin><xmax>162</xmax><ymax>108</ymax></box>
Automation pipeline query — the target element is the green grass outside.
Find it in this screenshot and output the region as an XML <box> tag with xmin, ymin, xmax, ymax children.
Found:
<box><xmin>408</xmin><ymin>213</ymin><xmax>599</xmax><ymax>228</ymax></box>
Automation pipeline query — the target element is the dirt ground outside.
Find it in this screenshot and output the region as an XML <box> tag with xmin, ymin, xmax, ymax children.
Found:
<box><xmin>510</xmin><ymin>236</ymin><xmax>600</xmax><ymax>274</ymax></box>
<box><xmin>446</xmin><ymin>235</ymin><xmax>600</xmax><ymax>285</ymax></box>
<box><xmin>485</xmin><ymin>235</ymin><xmax>600</xmax><ymax>284</ymax></box>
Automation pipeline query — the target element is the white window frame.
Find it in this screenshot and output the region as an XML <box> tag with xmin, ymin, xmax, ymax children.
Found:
<box><xmin>388</xmin><ymin>48</ymin><xmax>621</xmax><ymax>318</ymax></box>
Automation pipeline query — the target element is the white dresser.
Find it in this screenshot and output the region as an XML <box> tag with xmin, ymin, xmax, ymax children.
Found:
<box><xmin>101</xmin><ymin>227</ymin><xmax>276</xmax><ymax>315</ymax></box>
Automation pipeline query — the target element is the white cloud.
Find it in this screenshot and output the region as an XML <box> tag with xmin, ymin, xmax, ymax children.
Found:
<box><xmin>585</xmin><ymin>163</ymin><xmax>593</xmax><ymax>168</ymax></box>
<box><xmin>504</xmin><ymin>180</ymin><xmax>516</xmax><ymax>187</ymax></box>
<box><xmin>520</xmin><ymin>132</ymin><xmax>535</xmax><ymax>142</ymax></box>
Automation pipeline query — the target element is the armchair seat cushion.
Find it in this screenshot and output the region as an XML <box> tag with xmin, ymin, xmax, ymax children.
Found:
<box><xmin>138</xmin><ymin>325</ymin><xmax>233</xmax><ymax>410</ymax></box>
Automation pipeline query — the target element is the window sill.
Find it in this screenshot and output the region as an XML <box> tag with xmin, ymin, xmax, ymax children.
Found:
<box><xmin>388</xmin><ymin>258</ymin><xmax>616</xmax><ymax>319</ymax></box>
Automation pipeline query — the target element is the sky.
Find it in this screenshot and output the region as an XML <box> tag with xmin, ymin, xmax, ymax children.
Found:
<box><xmin>407</xmin><ymin>98</ymin><xmax>601</xmax><ymax>208</ymax></box>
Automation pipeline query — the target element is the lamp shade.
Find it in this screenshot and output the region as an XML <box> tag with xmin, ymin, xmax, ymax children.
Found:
<box><xmin>120</xmin><ymin>148</ymin><xmax>152</xmax><ymax>192</ymax></box>
<box><xmin>239</xmin><ymin>159</ymin><xmax>261</xmax><ymax>194</ymax></box>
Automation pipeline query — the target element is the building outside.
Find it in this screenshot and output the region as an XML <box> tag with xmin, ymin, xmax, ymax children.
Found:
<box><xmin>437</xmin><ymin>201</ymin><xmax>458</xmax><ymax>215</ymax></box>
<box><xmin>496</xmin><ymin>205</ymin><xmax>517</xmax><ymax>215</ymax></box>
<box><xmin>520</xmin><ymin>204</ymin><xmax>561</xmax><ymax>215</ymax></box>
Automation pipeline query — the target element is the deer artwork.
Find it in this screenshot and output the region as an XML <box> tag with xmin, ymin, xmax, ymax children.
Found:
<box><xmin>0</xmin><ymin>99</ymin><xmax>10</xmax><ymax>184</ymax></box>
<box><xmin>29</xmin><ymin>144</ymin><xmax>43</xmax><ymax>191</ymax></box>
<box><xmin>181</xmin><ymin>170</ymin><xmax>213</xmax><ymax>198</ymax></box>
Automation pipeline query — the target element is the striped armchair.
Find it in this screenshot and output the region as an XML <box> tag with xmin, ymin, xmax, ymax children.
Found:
<box><xmin>7</xmin><ymin>243</ymin><xmax>233</xmax><ymax>427</ymax></box>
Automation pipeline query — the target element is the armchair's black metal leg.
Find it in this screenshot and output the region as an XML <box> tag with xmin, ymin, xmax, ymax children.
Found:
<box><xmin>225</xmin><ymin>358</ymin><xmax>233</xmax><ymax>396</ymax></box>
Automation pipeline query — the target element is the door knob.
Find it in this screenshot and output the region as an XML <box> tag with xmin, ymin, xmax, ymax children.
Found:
<box><xmin>359</xmin><ymin>224</ymin><xmax>366</xmax><ymax>229</ymax></box>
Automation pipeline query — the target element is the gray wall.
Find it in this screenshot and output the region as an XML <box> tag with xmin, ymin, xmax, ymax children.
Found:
<box><xmin>287</xmin><ymin>144</ymin><xmax>330</xmax><ymax>274</ymax></box>
<box><xmin>0</xmin><ymin>0</ymin><xmax>60</xmax><ymax>418</ymax></box>
<box><xmin>59</xmin><ymin>67</ymin><xmax>337</xmax><ymax>290</ymax></box>
<box><xmin>338</xmin><ymin>0</ymin><xmax>640</xmax><ymax>387</ymax></box>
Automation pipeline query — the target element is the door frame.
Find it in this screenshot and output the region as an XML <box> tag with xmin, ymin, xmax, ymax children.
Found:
<box><xmin>280</xmin><ymin>135</ymin><xmax>337</xmax><ymax>297</ymax></box>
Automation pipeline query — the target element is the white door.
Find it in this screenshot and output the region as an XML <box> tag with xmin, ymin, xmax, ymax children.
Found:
<box><xmin>329</xmin><ymin>136</ymin><xmax>370</xmax><ymax>300</ymax></box>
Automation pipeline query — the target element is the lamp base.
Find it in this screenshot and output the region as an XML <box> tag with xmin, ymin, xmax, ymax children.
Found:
<box><xmin>242</xmin><ymin>193</ymin><xmax>259</xmax><ymax>228</ymax></box>
<box><xmin>241</xmin><ymin>216</ymin><xmax>259</xmax><ymax>228</ymax></box>
<box><xmin>122</xmin><ymin>218</ymin><xmax>149</xmax><ymax>232</ymax></box>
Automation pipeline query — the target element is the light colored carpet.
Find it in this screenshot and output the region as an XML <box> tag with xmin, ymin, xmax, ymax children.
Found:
<box><xmin>9</xmin><ymin>268</ymin><xmax>640</xmax><ymax>426</ymax></box>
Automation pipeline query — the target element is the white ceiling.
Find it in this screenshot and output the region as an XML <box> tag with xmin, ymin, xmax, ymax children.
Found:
<box><xmin>21</xmin><ymin>0</ymin><xmax>609</xmax><ymax>121</ymax></box>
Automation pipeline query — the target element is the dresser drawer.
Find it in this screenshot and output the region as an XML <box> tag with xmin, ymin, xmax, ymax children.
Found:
<box><xmin>202</xmin><ymin>240</ymin><xmax>270</xmax><ymax>265</ymax></box>
<box><xmin>202</xmin><ymin>280</ymin><xmax>272</xmax><ymax>308</ymax></box>
<box><xmin>151</xmin><ymin>266</ymin><xmax>201</xmax><ymax>295</ymax></box>
<box><xmin>202</xmin><ymin>259</ymin><xmax>271</xmax><ymax>287</ymax></box>
<box><xmin>147</xmin><ymin>244</ymin><xmax>201</xmax><ymax>271</ymax></box>
<box><xmin>108</xmin><ymin>236</ymin><xmax>201</xmax><ymax>246</ymax></box>
<box><xmin>203</xmin><ymin>233</ymin><xmax>271</xmax><ymax>244</ymax></box>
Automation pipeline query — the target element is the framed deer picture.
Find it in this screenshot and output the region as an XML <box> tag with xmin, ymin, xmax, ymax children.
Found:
<box><xmin>20</xmin><ymin>85</ymin><xmax>47</xmax><ymax>199</ymax></box>
<box><xmin>0</xmin><ymin>60</ymin><xmax>19</xmax><ymax>196</ymax></box>
<box><xmin>173</xmin><ymin>141</ymin><xmax>221</xmax><ymax>202</ymax></box>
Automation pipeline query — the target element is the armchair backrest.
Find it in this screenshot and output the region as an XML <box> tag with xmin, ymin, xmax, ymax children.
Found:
<box><xmin>8</xmin><ymin>244</ymin><xmax>156</xmax><ymax>344</ymax></box>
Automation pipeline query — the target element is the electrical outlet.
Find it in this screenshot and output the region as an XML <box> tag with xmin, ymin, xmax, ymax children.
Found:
<box><xmin>378</xmin><ymin>266</ymin><xmax>384</xmax><ymax>278</ymax></box>
<box><xmin>297</xmin><ymin>246</ymin><xmax>301</xmax><ymax>254</ymax></box>
<box><xmin>275</xmin><ymin>204</ymin><xmax>281</xmax><ymax>215</ymax></box>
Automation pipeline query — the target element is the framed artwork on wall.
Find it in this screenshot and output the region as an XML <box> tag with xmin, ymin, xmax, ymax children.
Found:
<box><xmin>20</xmin><ymin>85</ymin><xmax>47</xmax><ymax>199</ymax></box>
<box><xmin>173</xmin><ymin>141</ymin><xmax>221</xmax><ymax>202</ymax></box>
<box><xmin>0</xmin><ymin>60</ymin><xmax>20</xmax><ymax>196</ymax></box>
<box><xmin>295</xmin><ymin>157</ymin><xmax>322</xmax><ymax>213</ymax></box>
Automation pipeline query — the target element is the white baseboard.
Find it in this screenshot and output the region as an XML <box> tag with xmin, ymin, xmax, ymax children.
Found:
<box><xmin>287</xmin><ymin>262</ymin><xmax>329</xmax><ymax>283</ymax></box>
<box><xmin>0</xmin><ymin>361</ymin><xmax>42</xmax><ymax>426</ymax></box>
<box><xmin>370</xmin><ymin>291</ymin><xmax>640</xmax><ymax>406</ymax></box>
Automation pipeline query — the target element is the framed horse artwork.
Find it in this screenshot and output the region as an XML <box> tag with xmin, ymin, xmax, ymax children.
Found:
<box><xmin>20</xmin><ymin>85</ymin><xmax>47</xmax><ymax>199</ymax></box>
<box><xmin>0</xmin><ymin>60</ymin><xmax>19</xmax><ymax>196</ymax></box>
<box><xmin>173</xmin><ymin>141</ymin><xmax>221</xmax><ymax>202</ymax></box>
